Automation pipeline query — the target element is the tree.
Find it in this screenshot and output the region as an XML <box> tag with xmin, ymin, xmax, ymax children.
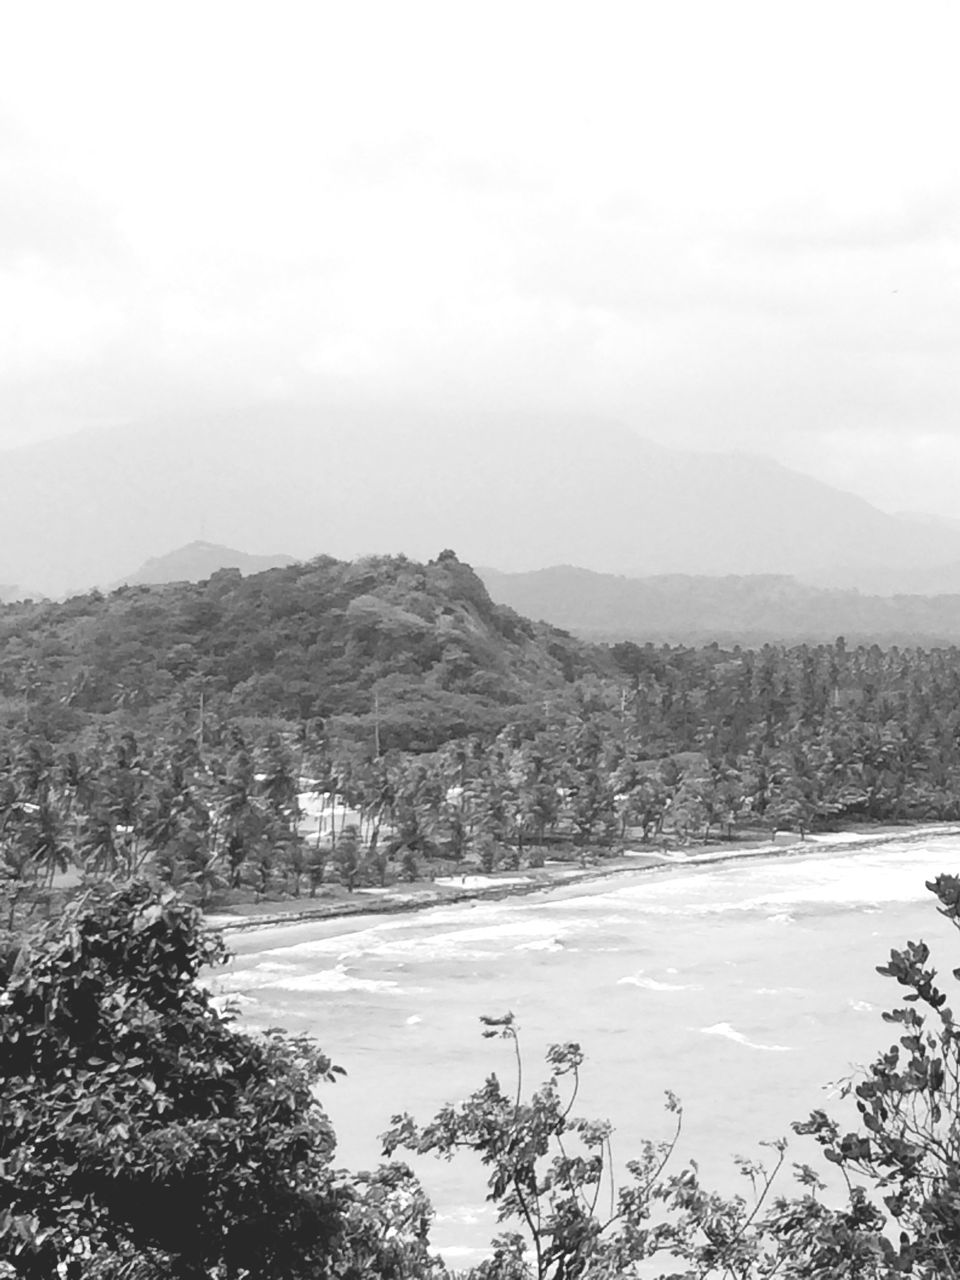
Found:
<box><xmin>385</xmin><ymin>1013</ymin><xmax>696</xmax><ymax>1280</ymax></box>
<box><xmin>335</xmin><ymin>824</ymin><xmax>362</xmax><ymax>891</ymax></box>
<box><xmin>388</xmin><ymin>764</ymin><xmax>440</xmax><ymax>862</ymax></box>
<box><xmin>217</xmin><ymin>738</ymin><xmax>263</xmax><ymax>889</ymax></box>
<box><xmin>0</xmin><ymin>736</ymin><xmax>70</xmax><ymax>929</ymax></box>
<box><xmin>793</xmin><ymin>871</ymin><xmax>960</xmax><ymax>1275</ymax></box>
<box><xmin>0</xmin><ymin>883</ymin><xmax>352</xmax><ymax>1279</ymax></box>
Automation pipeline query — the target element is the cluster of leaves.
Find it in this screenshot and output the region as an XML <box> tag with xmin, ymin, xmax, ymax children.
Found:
<box><xmin>0</xmin><ymin>726</ymin><xmax>318</xmax><ymax>928</ymax></box>
<box><xmin>607</xmin><ymin>637</ymin><xmax>960</xmax><ymax>831</ymax></box>
<box><xmin>0</xmin><ymin>884</ymin><xmax>343</xmax><ymax>1277</ymax></box>
<box><xmin>0</xmin><ymin>882</ymin><xmax>453</xmax><ymax>1280</ymax></box>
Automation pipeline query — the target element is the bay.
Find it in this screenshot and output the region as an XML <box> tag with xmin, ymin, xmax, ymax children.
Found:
<box><xmin>215</xmin><ymin>829</ymin><xmax>960</xmax><ymax>1265</ymax></box>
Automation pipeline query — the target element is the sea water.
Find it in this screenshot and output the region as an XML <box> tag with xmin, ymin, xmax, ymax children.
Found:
<box><xmin>215</xmin><ymin>830</ymin><xmax>960</xmax><ymax>1265</ymax></box>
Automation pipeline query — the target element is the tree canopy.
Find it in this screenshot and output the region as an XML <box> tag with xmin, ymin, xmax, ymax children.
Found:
<box><xmin>0</xmin><ymin>553</ymin><xmax>596</xmax><ymax>751</ymax></box>
<box><xmin>8</xmin><ymin>562</ymin><xmax>960</xmax><ymax>919</ymax></box>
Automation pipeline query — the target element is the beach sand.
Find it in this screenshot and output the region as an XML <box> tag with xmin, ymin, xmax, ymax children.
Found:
<box><xmin>204</xmin><ymin>822</ymin><xmax>960</xmax><ymax>937</ymax></box>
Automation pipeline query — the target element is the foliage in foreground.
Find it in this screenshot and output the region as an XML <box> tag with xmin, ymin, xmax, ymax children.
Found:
<box><xmin>386</xmin><ymin>1016</ymin><xmax>894</xmax><ymax>1279</ymax></box>
<box><xmin>3</xmin><ymin>878</ymin><xmax>960</xmax><ymax>1277</ymax></box>
<box><xmin>0</xmin><ymin>884</ymin><xmax>438</xmax><ymax>1279</ymax></box>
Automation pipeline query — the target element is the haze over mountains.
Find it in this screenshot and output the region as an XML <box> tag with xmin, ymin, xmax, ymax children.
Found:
<box><xmin>113</xmin><ymin>542</ymin><xmax>296</xmax><ymax>589</ymax></box>
<box><xmin>3</xmin><ymin>407</ymin><xmax>960</xmax><ymax>598</ymax></box>
<box><xmin>480</xmin><ymin>566</ymin><xmax>960</xmax><ymax>647</ymax></box>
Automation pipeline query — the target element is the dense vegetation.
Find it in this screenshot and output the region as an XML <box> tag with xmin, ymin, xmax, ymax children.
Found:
<box><xmin>6</xmin><ymin>553</ymin><xmax>960</xmax><ymax>919</ymax></box>
<box><xmin>4</xmin><ymin>878</ymin><xmax>960</xmax><ymax>1276</ymax></box>
<box><xmin>0</xmin><ymin>551</ymin><xmax>595</xmax><ymax>751</ymax></box>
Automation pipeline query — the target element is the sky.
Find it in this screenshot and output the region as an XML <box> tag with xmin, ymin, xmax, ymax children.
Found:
<box><xmin>1</xmin><ymin>0</ymin><xmax>959</xmax><ymax>516</ymax></box>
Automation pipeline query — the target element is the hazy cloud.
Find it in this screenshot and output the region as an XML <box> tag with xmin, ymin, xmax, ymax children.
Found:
<box><xmin>0</xmin><ymin>0</ymin><xmax>958</xmax><ymax>515</ymax></box>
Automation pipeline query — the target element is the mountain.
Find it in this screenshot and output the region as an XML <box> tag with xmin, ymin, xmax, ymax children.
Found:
<box><xmin>801</xmin><ymin>560</ymin><xmax>960</xmax><ymax>596</ymax></box>
<box><xmin>113</xmin><ymin>541</ymin><xmax>297</xmax><ymax>587</ymax></box>
<box><xmin>896</xmin><ymin>512</ymin><xmax>960</xmax><ymax>532</ymax></box>
<box><xmin>798</xmin><ymin>513</ymin><xmax>960</xmax><ymax>594</ymax></box>
<box><xmin>3</xmin><ymin>406</ymin><xmax>960</xmax><ymax>597</ymax></box>
<box><xmin>480</xmin><ymin>565</ymin><xmax>960</xmax><ymax>646</ymax></box>
<box><xmin>0</xmin><ymin>552</ymin><xmax>600</xmax><ymax>750</ymax></box>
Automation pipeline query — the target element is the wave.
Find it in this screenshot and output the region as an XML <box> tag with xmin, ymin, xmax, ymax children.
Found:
<box><xmin>270</xmin><ymin>964</ymin><xmax>404</xmax><ymax>995</ymax></box>
<box><xmin>434</xmin><ymin>874</ymin><xmax>533</xmax><ymax>889</ymax></box>
<box><xmin>619</xmin><ymin>972</ymin><xmax>699</xmax><ymax>991</ymax></box>
<box><xmin>435</xmin><ymin>1208</ymin><xmax>483</xmax><ymax>1226</ymax></box>
<box><xmin>229</xmin><ymin>833</ymin><xmax>960</xmax><ymax>1000</ymax></box>
<box><xmin>700</xmin><ymin>1022</ymin><xmax>792</xmax><ymax>1052</ymax></box>
<box><xmin>209</xmin><ymin>992</ymin><xmax>258</xmax><ymax>1014</ymax></box>
<box><xmin>598</xmin><ymin>839</ymin><xmax>960</xmax><ymax>919</ymax></box>
<box><xmin>267</xmin><ymin>911</ymin><xmax>597</xmax><ymax>964</ymax></box>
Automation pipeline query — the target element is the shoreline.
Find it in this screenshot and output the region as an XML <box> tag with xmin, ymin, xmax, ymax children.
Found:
<box><xmin>204</xmin><ymin>821</ymin><xmax>960</xmax><ymax>936</ymax></box>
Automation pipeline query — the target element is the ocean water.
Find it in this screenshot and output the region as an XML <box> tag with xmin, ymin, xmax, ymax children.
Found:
<box><xmin>215</xmin><ymin>830</ymin><xmax>960</xmax><ymax>1265</ymax></box>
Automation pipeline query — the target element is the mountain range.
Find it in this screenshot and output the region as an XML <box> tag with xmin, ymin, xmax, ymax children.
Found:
<box><xmin>480</xmin><ymin>566</ymin><xmax>960</xmax><ymax>646</ymax></box>
<box><xmin>2</xmin><ymin>406</ymin><xmax>959</xmax><ymax>597</ymax></box>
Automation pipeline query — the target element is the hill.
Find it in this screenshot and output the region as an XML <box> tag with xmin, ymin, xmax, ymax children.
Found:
<box><xmin>0</xmin><ymin>552</ymin><xmax>600</xmax><ymax>751</ymax></box>
<box><xmin>2</xmin><ymin>407</ymin><xmax>959</xmax><ymax>596</ymax></box>
<box><xmin>113</xmin><ymin>541</ymin><xmax>297</xmax><ymax>587</ymax></box>
<box><xmin>0</xmin><ymin>584</ymin><xmax>37</xmax><ymax>604</ymax></box>
<box><xmin>802</xmin><ymin>559</ymin><xmax>960</xmax><ymax>596</ymax></box>
<box><xmin>480</xmin><ymin>565</ymin><xmax>960</xmax><ymax>646</ymax></box>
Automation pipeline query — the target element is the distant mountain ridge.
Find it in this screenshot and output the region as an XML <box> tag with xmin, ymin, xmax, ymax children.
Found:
<box><xmin>480</xmin><ymin>565</ymin><xmax>960</xmax><ymax>646</ymax></box>
<box><xmin>113</xmin><ymin>541</ymin><xmax>297</xmax><ymax>587</ymax></box>
<box><xmin>0</xmin><ymin>585</ymin><xmax>35</xmax><ymax>605</ymax></box>
<box><xmin>801</xmin><ymin>559</ymin><xmax>960</xmax><ymax>596</ymax></box>
<box><xmin>3</xmin><ymin>406</ymin><xmax>960</xmax><ymax>596</ymax></box>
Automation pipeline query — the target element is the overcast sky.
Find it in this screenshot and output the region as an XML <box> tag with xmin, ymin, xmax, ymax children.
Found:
<box><xmin>2</xmin><ymin>1</ymin><xmax>958</xmax><ymax>515</ymax></box>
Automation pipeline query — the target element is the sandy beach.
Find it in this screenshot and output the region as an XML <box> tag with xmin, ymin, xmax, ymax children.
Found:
<box><xmin>204</xmin><ymin>822</ymin><xmax>960</xmax><ymax>937</ymax></box>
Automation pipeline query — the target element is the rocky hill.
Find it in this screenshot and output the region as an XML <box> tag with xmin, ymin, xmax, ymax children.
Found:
<box><xmin>0</xmin><ymin>552</ymin><xmax>601</xmax><ymax>751</ymax></box>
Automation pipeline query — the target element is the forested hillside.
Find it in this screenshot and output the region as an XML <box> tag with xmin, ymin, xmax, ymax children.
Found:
<box><xmin>5</xmin><ymin>551</ymin><xmax>960</xmax><ymax>926</ymax></box>
<box><xmin>0</xmin><ymin>551</ymin><xmax>597</xmax><ymax>752</ymax></box>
